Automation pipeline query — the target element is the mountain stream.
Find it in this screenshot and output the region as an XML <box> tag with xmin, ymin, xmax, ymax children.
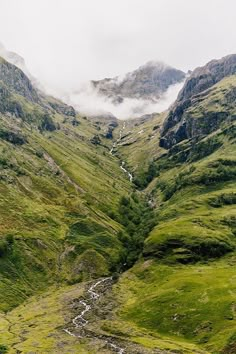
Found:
<box><xmin>63</xmin><ymin>277</ymin><xmax>125</xmax><ymax>353</ymax></box>
<box><xmin>110</xmin><ymin>122</ymin><xmax>133</xmax><ymax>182</ymax></box>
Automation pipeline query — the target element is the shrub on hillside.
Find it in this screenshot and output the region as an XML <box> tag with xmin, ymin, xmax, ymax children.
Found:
<box><xmin>0</xmin><ymin>240</ymin><xmax>8</xmax><ymax>257</ymax></box>
<box><xmin>0</xmin><ymin>235</ymin><xmax>14</xmax><ymax>257</ymax></box>
<box><xmin>156</xmin><ymin>160</ymin><xmax>236</xmax><ymax>201</ymax></box>
<box><xmin>0</xmin><ymin>344</ymin><xmax>8</xmax><ymax>353</ymax></box>
<box><xmin>144</xmin><ymin>234</ymin><xmax>234</xmax><ymax>263</ymax></box>
<box><xmin>209</xmin><ymin>193</ymin><xmax>236</xmax><ymax>207</ymax></box>
<box><xmin>118</xmin><ymin>193</ymin><xmax>155</xmax><ymax>267</ymax></box>
<box><xmin>40</xmin><ymin>113</ymin><xmax>57</xmax><ymax>132</ymax></box>
<box><xmin>198</xmin><ymin>163</ymin><xmax>236</xmax><ymax>185</ymax></box>
<box><xmin>0</xmin><ymin>128</ymin><xmax>27</xmax><ymax>145</ymax></box>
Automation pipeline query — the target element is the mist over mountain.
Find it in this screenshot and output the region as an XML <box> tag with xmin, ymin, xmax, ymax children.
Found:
<box><xmin>0</xmin><ymin>43</ymin><xmax>186</xmax><ymax>120</ymax></box>
<box><xmin>0</xmin><ymin>42</ymin><xmax>43</xmax><ymax>91</ymax></box>
<box><xmin>68</xmin><ymin>61</ymin><xmax>186</xmax><ymax>119</ymax></box>
<box><xmin>0</xmin><ymin>42</ymin><xmax>29</xmax><ymax>75</ymax></box>
<box><xmin>0</xmin><ymin>49</ymin><xmax>235</xmax><ymax>353</ymax></box>
<box><xmin>0</xmin><ymin>38</ymin><xmax>236</xmax><ymax>354</ymax></box>
<box><xmin>0</xmin><ymin>1</ymin><xmax>236</xmax><ymax>353</ymax></box>
<box><xmin>91</xmin><ymin>61</ymin><xmax>185</xmax><ymax>102</ymax></box>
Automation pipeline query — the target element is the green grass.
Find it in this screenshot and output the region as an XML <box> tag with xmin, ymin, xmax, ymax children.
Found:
<box><xmin>0</xmin><ymin>282</ymin><xmax>97</xmax><ymax>353</ymax></box>
<box><xmin>107</xmin><ymin>75</ymin><xmax>236</xmax><ymax>353</ymax></box>
<box><xmin>112</xmin><ymin>113</ymin><xmax>166</xmax><ymax>177</ymax></box>
<box><xmin>0</xmin><ymin>62</ymin><xmax>236</xmax><ymax>353</ymax></box>
<box><xmin>0</xmin><ymin>99</ymin><xmax>132</xmax><ymax>311</ymax></box>
<box><xmin>114</xmin><ymin>257</ymin><xmax>236</xmax><ymax>353</ymax></box>
<box><xmin>143</xmin><ymin>123</ymin><xmax>236</xmax><ymax>262</ymax></box>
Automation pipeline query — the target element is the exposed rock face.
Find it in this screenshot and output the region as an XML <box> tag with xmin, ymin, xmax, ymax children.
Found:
<box><xmin>90</xmin><ymin>134</ymin><xmax>101</xmax><ymax>145</ymax></box>
<box><xmin>0</xmin><ymin>55</ymin><xmax>78</xmax><ymax>127</ymax></box>
<box><xmin>0</xmin><ymin>42</ymin><xmax>43</xmax><ymax>91</ymax></box>
<box><xmin>47</xmin><ymin>98</ymin><xmax>76</xmax><ymax>117</ymax></box>
<box><xmin>0</xmin><ymin>42</ymin><xmax>30</xmax><ymax>77</ymax></box>
<box><xmin>87</xmin><ymin>112</ymin><xmax>118</xmax><ymax>139</ymax></box>
<box><xmin>160</xmin><ymin>54</ymin><xmax>236</xmax><ymax>149</ymax></box>
<box><xmin>178</xmin><ymin>54</ymin><xmax>236</xmax><ymax>101</ymax></box>
<box><xmin>91</xmin><ymin>61</ymin><xmax>185</xmax><ymax>103</ymax></box>
<box><xmin>0</xmin><ymin>45</ymin><xmax>77</xmax><ymax>121</ymax></box>
<box><xmin>0</xmin><ymin>56</ymin><xmax>39</xmax><ymax>103</ymax></box>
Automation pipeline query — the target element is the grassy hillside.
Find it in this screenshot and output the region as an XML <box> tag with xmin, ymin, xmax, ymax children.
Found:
<box><xmin>112</xmin><ymin>113</ymin><xmax>166</xmax><ymax>185</ymax></box>
<box><xmin>0</xmin><ymin>283</ymin><xmax>91</xmax><ymax>353</ymax></box>
<box><xmin>0</xmin><ymin>86</ymin><xmax>134</xmax><ymax>313</ymax></box>
<box><xmin>1</xmin><ymin>57</ymin><xmax>236</xmax><ymax>353</ymax></box>
<box><xmin>105</xmin><ymin>75</ymin><xmax>236</xmax><ymax>353</ymax></box>
<box><xmin>112</xmin><ymin>257</ymin><xmax>236</xmax><ymax>353</ymax></box>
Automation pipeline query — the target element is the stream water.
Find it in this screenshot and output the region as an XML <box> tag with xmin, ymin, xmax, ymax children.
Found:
<box><xmin>120</xmin><ymin>161</ymin><xmax>133</xmax><ymax>182</ymax></box>
<box><xmin>63</xmin><ymin>277</ymin><xmax>125</xmax><ymax>353</ymax></box>
<box><xmin>110</xmin><ymin>122</ymin><xmax>133</xmax><ymax>182</ymax></box>
<box><xmin>63</xmin><ymin>122</ymin><xmax>133</xmax><ymax>352</ymax></box>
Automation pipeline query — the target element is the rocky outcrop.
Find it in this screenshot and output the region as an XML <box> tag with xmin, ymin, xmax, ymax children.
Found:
<box><xmin>160</xmin><ymin>54</ymin><xmax>236</xmax><ymax>149</ymax></box>
<box><xmin>92</xmin><ymin>61</ymin><xmax>185</xmax><ymax>103</ymax></box>
<box><xmin>0</xmin><ymin>55</ymin><xmax>78</xmax><ymax>130</ymax></box>
<box><xmin>0</xmin><ymin>42</ymin><xmax>43</xmax><ymax>91</ymax></box>
<box><xmin>90</xmin><ymin>134</ymin><xmax>101</xmax><ymax>145</ymax></box>
<box><xmin>178</xmin><ymin>54</ymin><xmax>236</xmax><ymax>102</ymax></box>
<box><xmin>46</xmin><ymin>98</ymin><xmax>76</xmax><ymax>117</ymax></box>
<box><xmin>0</xmin><ymin>128</ymin><xmax>27</xmax><ymax>145</ymax></box>
<box><xmin>0</xmin><ymin>80</ymin><xmax>26</xmax><ymax>118</ymax></box>
<box><xmin>87</xmin><ymin>112</ymin><xmax>118</xmax><ymax>139</ymax></box>
<box><xmin>0</xmin><ymin>56</ymin><xmax>39</xmax><ymax>103</ymax></box>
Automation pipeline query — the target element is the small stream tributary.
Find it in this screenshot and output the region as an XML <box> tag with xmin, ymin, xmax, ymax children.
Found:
<box><xmin>110</xmin><ymin>122</ymin><xmax>133</xmax><ymax>182</ymax></box>
<box><xmin>63</xmin><ymin>277</ymin><xmax>125</xmax><ymax>353</ymax></box>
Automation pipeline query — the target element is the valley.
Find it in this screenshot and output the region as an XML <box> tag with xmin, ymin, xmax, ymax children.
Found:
<box><xmin>0</xmin><ymin>52</ymin><xmax>235</xmax><ymax>354</ymax></box>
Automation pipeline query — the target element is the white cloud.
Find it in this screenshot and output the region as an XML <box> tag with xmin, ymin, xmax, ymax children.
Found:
<box><xmin>65</xmin><ymin>80</ymin><xmax>185</xmax><ymax>120</ymax></box>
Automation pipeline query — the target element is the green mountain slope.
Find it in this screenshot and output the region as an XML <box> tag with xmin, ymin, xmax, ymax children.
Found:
<box><xmin>106</xmin><ymin>60</ymin><xmax>236</xmax><ymax>353</ymax></box>
<box><xmin>0</xmin><ymin>57</ymin><xmax>135</xmax><ymax>314</ymax></box>
<box><xmin>0</xmin><ymin>54</ymin><xmax>236</xmax><ymax>353</ymax></box>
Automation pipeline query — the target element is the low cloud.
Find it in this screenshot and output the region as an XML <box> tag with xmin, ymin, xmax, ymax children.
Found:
<box><xmin>65</xmin><ymin>80</ymin><xmax>185</xmax><ymax>120</ymax></box>
<box><xmin>0</xmin><ymin>41</ymin><xmax>185</xmax><ymax>120</ymax></box>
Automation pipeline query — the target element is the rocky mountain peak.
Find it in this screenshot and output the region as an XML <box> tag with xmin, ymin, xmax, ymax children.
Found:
<box><xmin>91</xmin><ymin>61</ymin><xmax>186</xmax><ymax>104</ymax></box>
<box><xmin>0</xmin><ymin>42</ymin><xmax>30</xmax><ymax>77</ymax></box>
<box><xmin>160</xmin><ymin>54</ymin><xmax>236</xmax><ymax>149</ymax></box>
<box><xmin>0</xmin><ymin>55</ymin><xmax>39</xmax><ymax>103</ymax></box>
<box><xmin>0</xmin><ymin>42</ymin><xmax>43</xmax><ymax>91</ymax></box>
<box><xmin>177</xmin><ymin>54</ymin><xmax>236</xmax><ymax>102</ymax></box>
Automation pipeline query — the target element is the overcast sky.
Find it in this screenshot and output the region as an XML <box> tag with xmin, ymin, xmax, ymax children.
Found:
<box><xmin>0</xmin><ymin>0</ymin><xmax>235</xmax><ymax>92</ymax></box>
